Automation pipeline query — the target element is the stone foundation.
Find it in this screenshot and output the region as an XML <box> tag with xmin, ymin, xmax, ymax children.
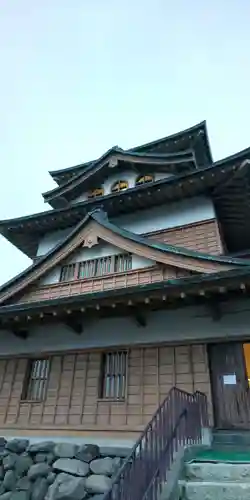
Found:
<box><xmin>0</xmin><ymin>438</ymin><xmax>128</xmax><ymax>499</ymax></box>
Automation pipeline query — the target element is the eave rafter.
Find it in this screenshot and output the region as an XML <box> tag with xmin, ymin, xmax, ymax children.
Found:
<box><xmin>0</xmin><ymin>274</ymin><xmax>250</xmax><ymax>336</ymax></box>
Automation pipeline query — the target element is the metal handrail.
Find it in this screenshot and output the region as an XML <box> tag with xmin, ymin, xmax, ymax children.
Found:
<box><xmin>103</xmin><ymin>387</ymin><xmax>208</xmax><ymax>500</ymax></box>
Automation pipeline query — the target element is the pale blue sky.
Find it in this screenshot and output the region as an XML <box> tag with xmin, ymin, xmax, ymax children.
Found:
<box><xmin>0</xmin><ymin>0</ymin><xmax>250</xmax><ymax>285</ymax></box>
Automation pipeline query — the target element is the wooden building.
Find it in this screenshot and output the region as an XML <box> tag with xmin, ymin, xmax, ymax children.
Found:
<box><xmin>1</xmin><ymin>121</ymin><xmax>250</xmax><ymax>444</ymax></box>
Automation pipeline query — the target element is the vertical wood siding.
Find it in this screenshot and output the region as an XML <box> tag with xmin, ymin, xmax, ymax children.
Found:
<box><xmin>0</xmin><ymin>344</ymin><xmax>212</xmax><ymax>430</ymax></box>
<box><xmin>148</xmin><ymin>219</ymin><xmax>223</xmax><ymax>255</ymax></box>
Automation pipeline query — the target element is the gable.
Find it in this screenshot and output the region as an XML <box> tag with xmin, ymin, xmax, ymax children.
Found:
<box><xmin>38</xmin><ymin>240</ymin><xmax>156</xmax><ymax>287</ymax></box>
<box><xmin>0</xmin><ymin>209</ymin><xmax>247</xmax><ymax>307</ymax></box>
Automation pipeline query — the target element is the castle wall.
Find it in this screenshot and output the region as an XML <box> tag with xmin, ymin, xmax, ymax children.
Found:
<box><xmin>0</xmin><ymin>343</ymin><xmax>212</xmax><ymax>437</ymax></box>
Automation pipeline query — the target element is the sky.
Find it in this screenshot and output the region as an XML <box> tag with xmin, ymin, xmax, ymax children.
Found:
<box><xmin>0</xmin><ymin>0</ymin><xmax>250</xmax><ymax>285</ymax></box>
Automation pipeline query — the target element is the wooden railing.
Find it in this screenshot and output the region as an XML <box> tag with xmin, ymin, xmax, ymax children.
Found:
<box><xmin>18</xmin><ymin>266</ymin><xmax>191</xmax><ymax>304</ymax></box>
<box><xmin>103</xmin><ymin>388</ymin><xmax>208</xmax><ymax>500</ymax></box>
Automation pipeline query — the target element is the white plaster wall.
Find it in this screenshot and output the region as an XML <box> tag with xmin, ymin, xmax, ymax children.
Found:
<box><xmin>1</xmin><ymin>298</ymin><xmax>250</xmax><ymax>356</ymax></box>
<box><xmin>111</xmin><ymin>196</ymin><xmax>215</xmax><ymax>234</ymax></box>
<box><xmin>39</xmin><ymin>241</ymin><xmax>155</xmax><ymax>285</ymax></box>
<box><xmin>39</xmin><ymin>267</ymin><xmax>61</xmax><ymax>285</ymax></box>
<box><xmin>37</xmin><ymin>227</ymin><xmax>72</xmax><ymax>257</ymax></box>
<box><xmin>72</xmin><ymin>171</ymin><xmax>174</xmax><ymax>204</ymax></box>
<box><xmin>37</xmin><ymin>196</ymin><xmax>215</xmax><ymax>258</ymax></box>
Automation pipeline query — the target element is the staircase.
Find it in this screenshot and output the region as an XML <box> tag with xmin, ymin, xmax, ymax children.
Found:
<box><xmin>179</xmin><ymin>431</ymin><xmax>250</xmax><ymax>500</ymax></box>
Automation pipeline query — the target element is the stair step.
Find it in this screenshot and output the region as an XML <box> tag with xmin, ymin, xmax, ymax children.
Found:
<box><xmin>183</xmin><ymin>480</ymin><xmax>250</xmax><ymax>500</ymax></box>
<box><xmin>213</xmin><ymin>432</ymin><xmax>250</xmax><ymax>447</ymax></box>
<box><xmin>185</xmin><ymin>462</ymin><xmax>250</xmax><ymax>482</ymax></box>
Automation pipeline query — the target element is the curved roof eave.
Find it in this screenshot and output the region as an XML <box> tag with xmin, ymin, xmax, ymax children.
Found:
<box><xmin>49</xmin><ymin>120</ymin><xmax>211</xmax><ymax>184</ymax></box>
<box><xmin>1</xmin><ymin>148</ymin><xmax>250</xmax><ymax>229</ymax></box>
<box><xmin>0</xmin><ymin>208</ymin><xmax>250</xmax><ymax>304</ymax></box>
<box><xmin>43</xmin><ymin>149</ymin><xmax>195</xmax><ymax>203</ymax></box>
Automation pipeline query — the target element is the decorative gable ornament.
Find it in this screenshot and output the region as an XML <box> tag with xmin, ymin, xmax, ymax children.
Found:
<box><xmin>82</xmin><ymin>230</ymin><xmax>99</xmax><ymax>248</ymax></box>
<box><xmin>108</xmin><ymin>157</ymin><xmax>118</xmax><ymax>168</ymax></box>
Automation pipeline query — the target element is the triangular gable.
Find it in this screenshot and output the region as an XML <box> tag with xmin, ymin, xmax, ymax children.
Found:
<box><xmin>43</xmin><ymin>149</ymin><xmax>195</xmax><ymax>205</ymax></box>
<box><xmin>0</xmin><ymin>209</ymin><xmax>249</xmax><ymax>306</ymax></box>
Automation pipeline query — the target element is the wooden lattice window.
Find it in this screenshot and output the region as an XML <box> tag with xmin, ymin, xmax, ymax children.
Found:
<box><xmin>114</xmin><ymin>254</ymin><xmax>132</xmax><ymax>272</ymax></box>
<box><xmin>22</xmin><ymin>359</ymin><xmax>50</xmax><ymax>401</ymax></box>
<box><xmin>60</xmin><ymin>263</ymin><xmax>77</xmax><ymax>282</ymax></box>
<box><xmin>111</xmin><ymin>180</ymin><xmax>128</xmax><ymax>193</ymax></box>
<box><xmin>59</xmin><ymin>254</ymin><xmax>132</xmax><ymax>282</ymax></box>
<box><xmin>87</xmin><ymin>188</ymin><xmax>104</xmax><ymax>199</ymax></box>
<box><xmin>136</xmin><ymin>174</ymin><xmax>154</xmax><ymax>185</ymax></box>
<box><xmin>100</xmin><ymin>351</ymin><xmax>127</xmax><ymax>399</ymax></box>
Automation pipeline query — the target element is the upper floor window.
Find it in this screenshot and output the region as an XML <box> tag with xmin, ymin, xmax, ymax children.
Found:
<box><xmin>87</xmin><ymin>187</ymin><xmax>104</xmax><ymax>199</ymax></box>
<box><xmin>111</xmin><ymin>180</ymin><xmax>128</xmax><ymax>193</ymax></box>
<box><xmin>60</xmin><ymin>253</ymin><xmax>132</xmax><ymax>282</ymax></box>
<box><xmin>136</xmin><ymin>174</ymin><xmax>154</xmax><ymax>185</ymax></box>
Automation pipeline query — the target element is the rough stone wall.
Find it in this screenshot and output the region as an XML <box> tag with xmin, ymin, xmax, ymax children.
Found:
<box><xmin>0</xmin><ymin>437</ymin><xmax>127</xmax><ymax>499</ymax></box>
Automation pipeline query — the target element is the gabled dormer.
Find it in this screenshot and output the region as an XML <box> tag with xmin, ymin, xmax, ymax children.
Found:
<box><xmin>43</xmin><ymin>148</ymin><xmax>196</xmax><ymax>209</ymax></box>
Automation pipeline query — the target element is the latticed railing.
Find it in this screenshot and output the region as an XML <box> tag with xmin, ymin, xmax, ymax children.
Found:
<box><xmin>103</xmin><ymin>388</ymin><xmax>208</xmax><ymax>500</ymax></box>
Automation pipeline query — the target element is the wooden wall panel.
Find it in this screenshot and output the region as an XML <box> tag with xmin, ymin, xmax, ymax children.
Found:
<box><xmin>148</xmin><ymin>219</ymin><xmax>223</xmax><ymax>255</ymax></box>
<box><xmin>0</xmin><ymin>344</ymin><xmax>212</xmax><ymax>432</ymax></box>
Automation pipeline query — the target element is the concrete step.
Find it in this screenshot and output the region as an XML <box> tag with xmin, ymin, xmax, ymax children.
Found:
<box><xmin>182</xmin><ymin>480</ymin><xmax>250</xmax><ymax>500</ymax></box>
<box><xmin>213</xmin><ymin>431</ymin><xmax>250</xmax><ymax>447</ymax></box>
<box><xmin>185</xmin><ymin>462</ymin><xmax>250</xmax><ymax>482</ymax></box>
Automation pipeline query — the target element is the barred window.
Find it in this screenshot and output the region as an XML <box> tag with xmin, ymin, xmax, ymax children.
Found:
<box><xmin>114</xmin><ymin>254</ymin><xmax>132</xmax><ymax>272</ymax></box>
<box><xmin>87</xmin><ymin>188</ymin><xmax>104</xmax><ymax>199</ymax></box>
<box><xmin>136</xmin><ymin>174</ymin><xmax>154</xmax><ymax>185</ymax></box>
<box><xmin>100</xmin><ymin>351</ymin><xmax>127</xmax><ymax>400</ymax></box>
<box><xmin>60</xmin><ymin>254</ymin><xmax>132</xmax><ymax>282</ymax></box>
<box><xmin>22</xmin><ymin>359</ymin><xmax>50</xmax><ymax>401</ymax></box>
<box><xmin>111</xmin><ymin>180</ymin><xmax>128</xmax><ymax>193</ymax></box>
<box><xmin>60</xmin><ymin>263</ymin><xmax>77</xmax><ymax>282</ymax></box>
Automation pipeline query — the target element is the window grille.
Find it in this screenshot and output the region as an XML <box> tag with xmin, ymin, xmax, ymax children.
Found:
<box><xmin>60</xmin><ymin>254</ymin><xmax>132</xmax><ymax>282</ymax></box>
<box><xmin>111</xmin><ymin>180</ymin><xmax>128</xmax><ymax>193</ymax></box>
<box><xmin>22</xmin><ymin>359</ymin><xmax>50</xmax><ymax>401</ymax></box>
<box><xmin>100</xmin><ymin>351</ymin><xmax>127</xmax><ymax>399</ymax></box>
<box><xmin>136</xmin><ymin>174</ymin><xmax>154</xmax><ymax>185</ymax></box>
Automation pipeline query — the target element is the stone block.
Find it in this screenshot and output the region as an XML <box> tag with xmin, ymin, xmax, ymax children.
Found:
<box><xmin>6</xmin><ymin>441</ymin><xmax>29</xmax><ymax>455</ymax></box>
<box><xmin>3</xmin><ymin>455</ymin><xmax>18</xmax><ymax>471</ymax></box>
<box><xmin>28</xmin><ymin>463</ymin><xmax>51</xmax><ymax>481</ymax></box>
<box><xmin>85</xmin><ymin>475</ymin><xmax>112</xmax><ymax>494</ymax></box>
<box><xmin>16</xmin><ymin>476</ymin><xmax>31</xmax><ymax>491</ymax></box>
<box><xmin>3</xmin><ymin>470</ymin><xmax>17</xmax><ymax>491</ymax></box>
<box><xmin>10</xmin><ymin>492</ymin><xmax>30</xmax><ymax>500</ymax></box>
<box><xmin>54</xmin><ymin>443</ymin><xmax>78</xmax><ymax>459</ymax></box>
<box><xmin>31</xmin><ymin>477</ymin><xmax>48</xmax><ymax>500</ymax></box>
<box><xmin>45</xmin><ymin>476</ymin><xmax>87</xmax><ymax>500</ymax></box>
<box><xmin>15</xmin><ymin>455</ymin><xmax>33</xmax><ymax>477</ymax></box>
<box><xmin>76</xmin><ymin>444</ymin><xmax>99</xmax><ymax>463</ymax></box>
<box><xmin>53</xmin><ymin>459</ymin><xmax>89</xmax><ymax>477</ymax></box>
<box><xmin>28</xmin><ymin>442</ymin><xmax>55</xmax><ymax>454</ymax></box>
<box><xmin>34</xmin><ymin>453</ymin><xmax>54</xmax><ymax>465</ymax></box>
<box><xmin>90</xmin><ymin>457</ymin><xmax>115</xmax><ymax>476</ymax></box>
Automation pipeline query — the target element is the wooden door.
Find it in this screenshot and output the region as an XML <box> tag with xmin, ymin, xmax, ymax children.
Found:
<box><xmin>209</xmin><ymin>342</ymin><xmax>250</xmax><ymax>429</ymax></box>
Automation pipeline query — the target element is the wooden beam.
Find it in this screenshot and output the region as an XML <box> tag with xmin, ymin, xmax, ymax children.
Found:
<box><xmin>132</xmin><ymin>309</ymin><xmax>147</xmax><ymax>327</ymax></box>
<box><xmin>206</xmin><ymin>299</ymin><xmax>222</xmax><ymax>322</ymax></box>
<box><xmin>11</xmin><ymin>328</ymin><xmax>29</xmax><ymax>339</ymax></box>
<box><xmin>63</xmin><ymin>317</ymin><xmax>83</xmax><ymax>335</ymax></box>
